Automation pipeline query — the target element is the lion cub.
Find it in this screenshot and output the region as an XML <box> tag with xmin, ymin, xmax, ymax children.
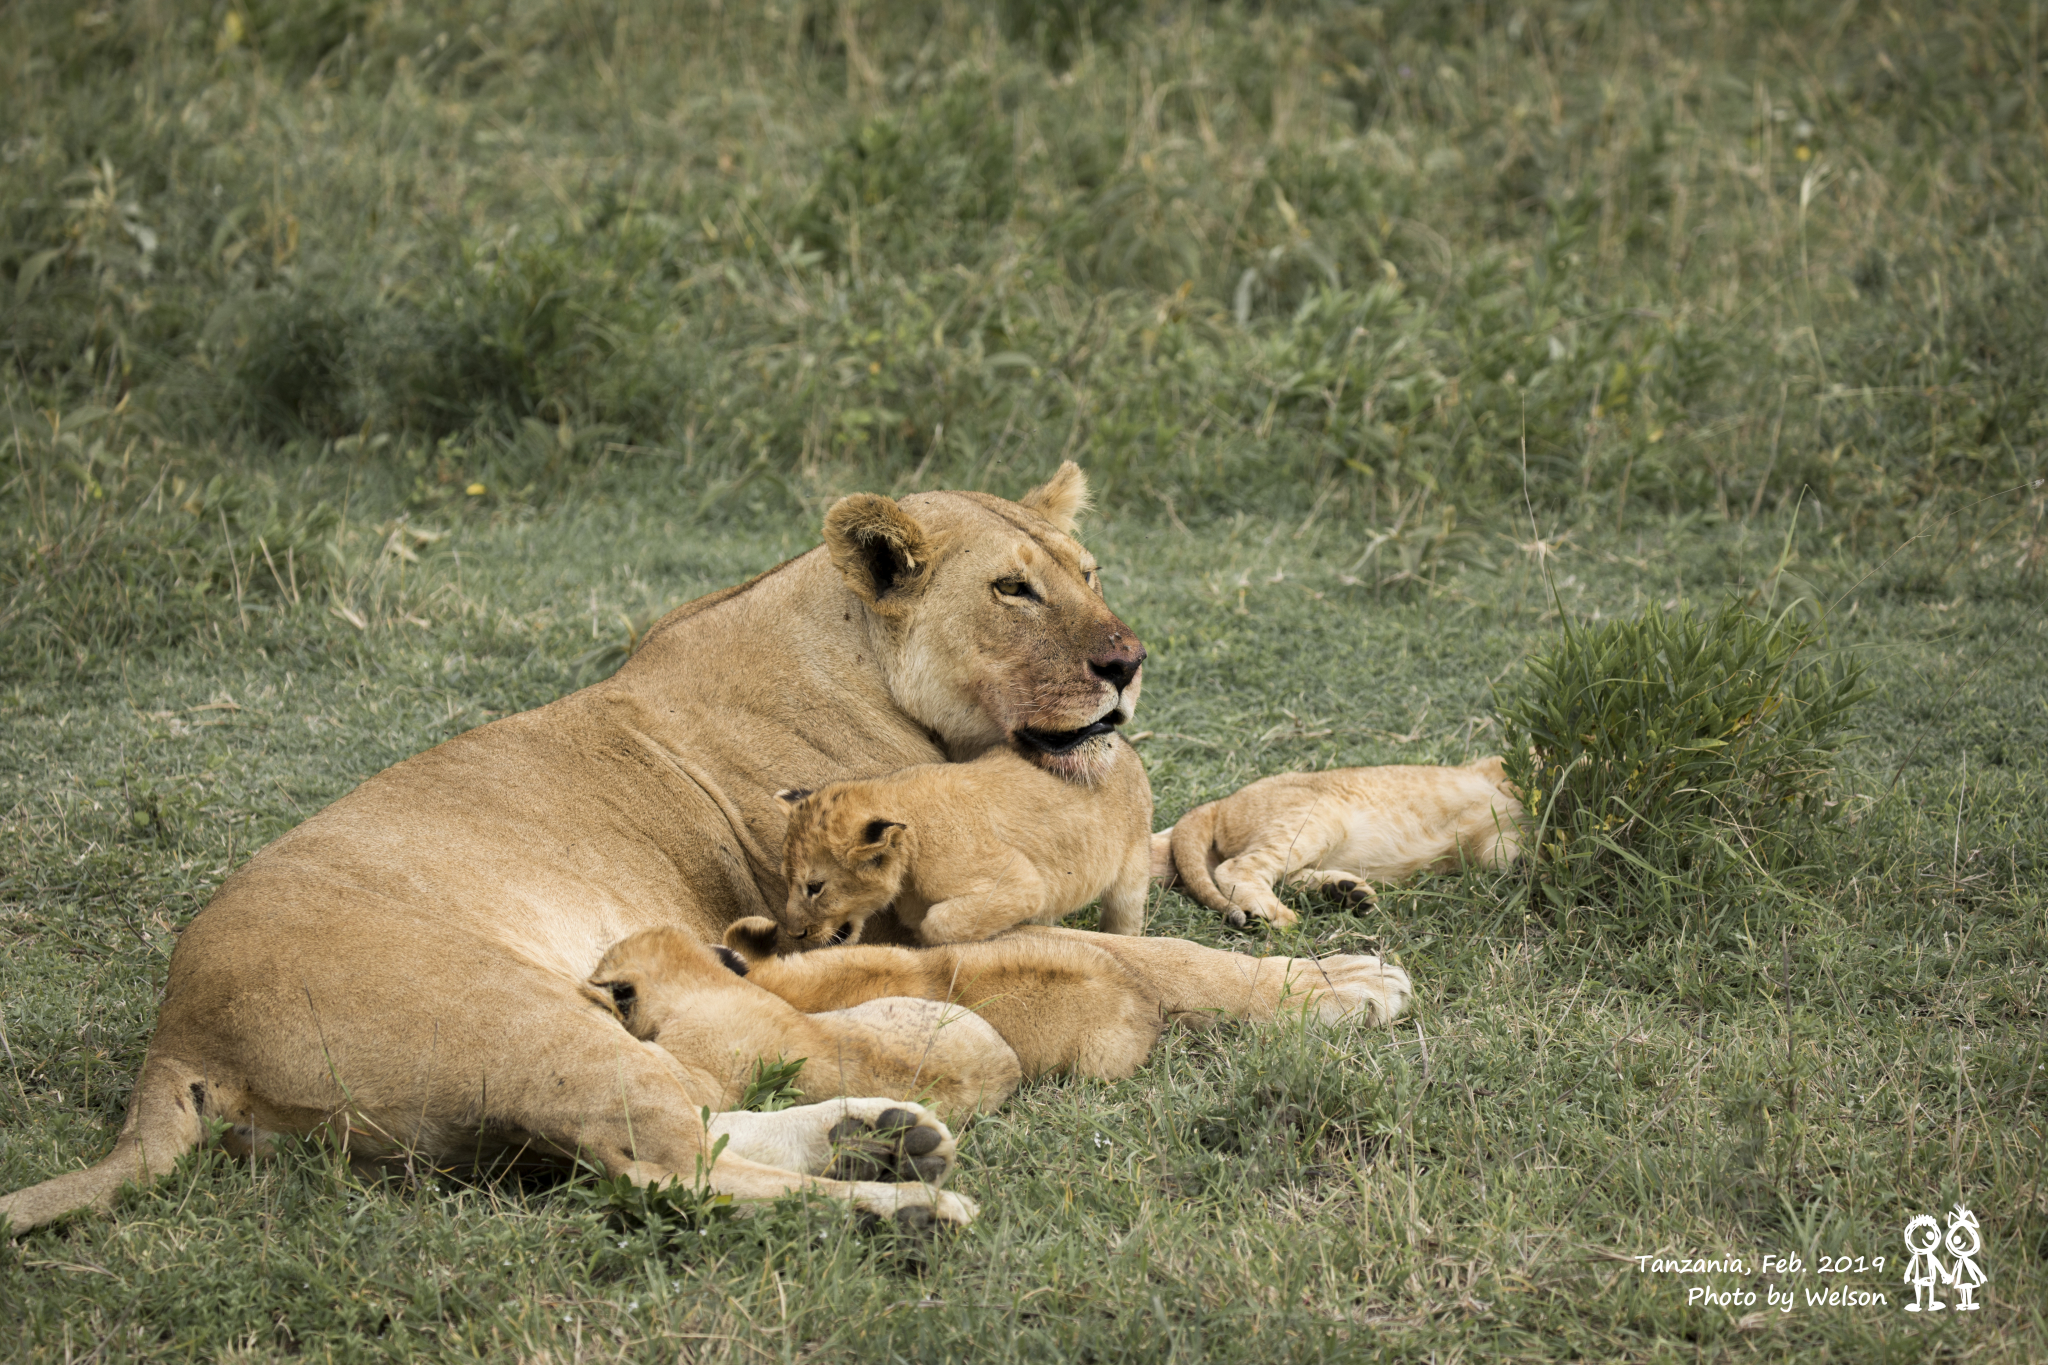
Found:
<box><xmin>1157</xmin><ymin>757</ymin><xmax>1525</xmax><ymax>928</ymax></box>
<box><xmin>777</xmin><ymin>738</ymin><xmax>1152</xmax><ymax>950</ymax></box>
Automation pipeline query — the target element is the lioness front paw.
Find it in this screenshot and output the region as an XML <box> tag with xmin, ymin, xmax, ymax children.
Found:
<box><xmin>1285</xmin><ymin>953</ymin><xmax>1413</xmax><ymax>1025</ymax></box>
<box><xmin>824</xmin><ymin>1101</ymin><xmax>955</xmax><ymax>1186</ymax></box>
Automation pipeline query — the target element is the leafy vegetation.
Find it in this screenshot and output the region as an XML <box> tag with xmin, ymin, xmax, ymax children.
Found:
<box><xmin>1497</xmin><ymin>596</ymin><xmax>1870</xmax><ymax>926</ymax></box>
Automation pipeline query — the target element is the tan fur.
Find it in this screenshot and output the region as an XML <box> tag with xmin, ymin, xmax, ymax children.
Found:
<box><xmin>721</xmin><ymin>916</ymin><xmax>1410</xmax><ymax>1054</ymax></box>
<box><xmin>1161</xmin><ymin>757</ymin><xmax>1526</xmax><ymax>928</ymax></box>
<box><xmin>721</xmin><ymin>917</ymin><xmax>1167</xmax><ymax>1080</ymax></box>
<box><xmin>0</xmin><ymin>463</ymin><xmax>1410</xmax><ymax>1238</ymax></box>
<box><xmin>777</xmin><ymin>738</ymin><xmax>1152</xmax><ymax>950</ymax></box>
<box><xmin>1016</xmin><ymin>460</ymin><xmax>1091</xmax><ymax>534</ymax></box>
<box><xmin>589</xmin><ymin>929</ymin><xmax>1022</xmax><ymax>1124</ymax></box>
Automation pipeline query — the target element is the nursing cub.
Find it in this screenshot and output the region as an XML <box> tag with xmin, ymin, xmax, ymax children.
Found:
<box><xmin>776</xmin><ymin>737</ymin><xmax>1153</xmax><ymax>950</ymax></box>
<box><xmin>1158</xmin><ymin>757</ymin><xmax>1525</xmax><ymax>928</ymax></box>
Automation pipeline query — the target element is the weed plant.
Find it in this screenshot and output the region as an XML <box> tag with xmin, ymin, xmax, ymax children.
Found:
<box><xmin>1497</xmin><ymin>596</ymin><xmax>1870</xmax><ymax>928</ymax></box>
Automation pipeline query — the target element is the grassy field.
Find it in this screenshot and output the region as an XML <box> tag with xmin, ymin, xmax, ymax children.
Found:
<box><xmin>3</xmin><ymin>1</ymin><xmax>2045</xmax><ymax>1361</ymax></box>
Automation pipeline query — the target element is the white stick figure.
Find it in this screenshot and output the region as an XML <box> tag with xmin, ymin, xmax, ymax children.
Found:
<box><xmin>1902</xmin><ymin>1214</ymin><xmax>1946</xmax><ymax>1312</ymax></box>
<box><xmin>1944</xmin><ymin>1204</ymin><xmax>1985</xmax><ymax>1311</ymax></box>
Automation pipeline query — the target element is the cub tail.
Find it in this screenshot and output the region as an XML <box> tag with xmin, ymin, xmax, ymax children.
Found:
<box><xmin>0</xmin><ymin>1053</ymin><xmax>208</xmax><ymax>1237</ymax></box>
<box><xmin>1166</xmin><ymin>801</ymin><xmax>1250</xmax><ymax>926</ymax></box>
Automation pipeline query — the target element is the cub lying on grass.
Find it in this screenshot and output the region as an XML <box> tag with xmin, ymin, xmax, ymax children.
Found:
<box><xmin>1156</xmin><ymin>757</ymin><xmax>1526</xmax><ymax>928</ymax></box>
<box><xmin>776</xmin><ymin>737</ymin><xmax>1153</xmax><ymax>950</ymax></box>
<box><xmin>588</xmin><ymin>925</ymin><xmax>1024</xmax><ymax>1127</ymax></box>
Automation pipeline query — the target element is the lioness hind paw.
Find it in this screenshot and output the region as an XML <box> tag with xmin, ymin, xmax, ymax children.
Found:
<box><xmin>826</xmin><ymin>1110</ymin><xmax>951</xmax><ymax>1185</ymax></box>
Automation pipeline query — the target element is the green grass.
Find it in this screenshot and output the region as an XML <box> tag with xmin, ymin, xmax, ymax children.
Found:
<box><xmin>2</xmin><ymin>506</ymin><xmax>2043</xmax><ymax>1361</ymax></box>
<box><xmin>2</xmin><ymin>0</ymin><xmax>2045</xmax><ymax>1360</ymax></box>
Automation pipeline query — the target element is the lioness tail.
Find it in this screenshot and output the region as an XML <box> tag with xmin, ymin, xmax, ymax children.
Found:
<box><xmin>1167</xmin><ymin>801</ymin><xmax>1247</xmax><ymax>925</ymax></box>
<box><xmin>0</xmin><ymin>1054</ymin><xmax>207</xmax><ymax>1236</ymax></box>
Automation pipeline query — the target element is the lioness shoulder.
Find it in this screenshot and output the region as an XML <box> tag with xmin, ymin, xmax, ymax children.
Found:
<box><xmin>776</xmin><ymin>737</ymin><xmax>1153</xmax><ymax>948</ymax></box>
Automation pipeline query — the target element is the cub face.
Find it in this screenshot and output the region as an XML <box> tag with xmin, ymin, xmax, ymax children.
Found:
<box><xmin>776</xmin><ymin>787</ymin><xmax>909</xmax><ymax>952</ymax></box>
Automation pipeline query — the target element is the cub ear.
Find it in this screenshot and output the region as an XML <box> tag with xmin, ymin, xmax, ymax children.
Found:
<box><xmin>774</xmin><ymin>788</ymin><xmax>813</xmax><ymax>809</ymax></box>
<box><xmin>1018</xmin><ymin>461</ymin><xmax>1091</xmax><ymax>535</ymax></box>
<box><xmin>858</xmin><ymin>818</ymin><xmax>906</xmax><ymax>850</ymax></box>
<box><xmin>723</xmin><ymin>916</ymin><xmax>781</xmax><ymax>965</ymax></box>
<box><xmin>823</xmin><ymin>494</ymin><xmax>933</xmax><ymax>610</ymax></box>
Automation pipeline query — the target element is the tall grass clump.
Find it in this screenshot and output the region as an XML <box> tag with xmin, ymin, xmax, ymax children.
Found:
<box><xmin>1496</xmin><ymin>598</ymin><xmax>1869</xmax><ymax>926</ymax></box>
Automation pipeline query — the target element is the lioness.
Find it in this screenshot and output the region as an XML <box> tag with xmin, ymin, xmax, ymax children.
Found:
<box><xmin>1159</xmin><ymin>758</ymin><xmax>1526</xmax><ymax>928</ymax></box>
<box><xmin>0</xmin><ymin>463</ymin><xmax>1411</xmax><ymax>1237</ymax></box>
<box><xmin>775</xmin><ymin>736</ymin><xmax>1152</xmax><ymax>950</ymax></box>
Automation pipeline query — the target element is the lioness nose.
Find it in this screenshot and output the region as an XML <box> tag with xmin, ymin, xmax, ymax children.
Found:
<box><xmin>1089</xmin><ymin>645</ymin><xmax>1145</xmax><ymax>692</ymax></box>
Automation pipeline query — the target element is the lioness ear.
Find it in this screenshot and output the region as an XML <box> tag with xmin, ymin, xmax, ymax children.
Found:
<box><xmin>822</xmin><ymin>494</ymin><xmax>933</xmax><ymax>610</ymax></box>
<box><xmin>775</xmin><ymin>788</ymin><xmax>812</xmax><ymax>809</ymax></box>
<box><xmin>1018</xmin><ymin>461</ymin><xmax>1091</xmax><ymax>535</ymax></box>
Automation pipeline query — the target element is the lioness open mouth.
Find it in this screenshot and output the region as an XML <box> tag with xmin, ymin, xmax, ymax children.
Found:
<box><xmin>1014</xmin><ymin>719</ymin><xmax>1120</xmax><ymax>756</ymax></box>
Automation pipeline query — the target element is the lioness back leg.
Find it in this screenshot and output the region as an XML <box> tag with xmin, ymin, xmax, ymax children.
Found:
<box><xmin>341</xmin><ymin>995</ymin><xmax>976</xmax><ymax>1225</ymax></box>
<box><xmin>151</xmin><ymin>924</ymin><xmax>972</xmax><ymax>1227</ymax></box>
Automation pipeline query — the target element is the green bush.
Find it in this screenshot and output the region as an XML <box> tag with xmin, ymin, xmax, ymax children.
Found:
<box><xmin>1496</xmin><ymin>598</ymin><xmax>1870</xmax><ymax>920</ymax></box>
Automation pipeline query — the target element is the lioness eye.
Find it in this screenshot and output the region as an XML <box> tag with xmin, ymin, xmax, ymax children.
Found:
<box><xmin>806</xmin><ymin>880</ymin><xmax>824</xmax><ymax>897</ymax></box>
<box><xmin>994</xmin><ymin>578</ymin><xmax>1037</xmax><ymax>601</ymax></box>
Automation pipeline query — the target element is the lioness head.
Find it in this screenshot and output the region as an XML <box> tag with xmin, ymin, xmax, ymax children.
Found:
<box><xmin>773</xmin><ymin>786</ymin><xmax>909</xmax><ymax>952</ymax></box>
<box><xmin>822</xmin><ymin>461</ymin><xmax>1144</xmax><ymax>780</ymax></box>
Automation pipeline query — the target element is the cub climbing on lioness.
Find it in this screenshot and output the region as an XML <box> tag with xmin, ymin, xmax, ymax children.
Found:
<box><xmin>1158</xmin><ymin>757</ymin><xmax>1526</xmax><ymax>928</ymax></box>
<box><xmin>777</xmin><ymin>736</ymin><xmax>1153</xmax><ymax>950</ymax></box>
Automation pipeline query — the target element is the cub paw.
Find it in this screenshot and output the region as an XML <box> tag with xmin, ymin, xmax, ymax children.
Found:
<box><xmin>1326</xmin><ymin>877</ymin><xmax>1375</xmax><ymax>907</ymax></box>
<box><xmin>1288</xmin><ymin>953</ymin><xmax>1413</xmax><ymax>1025</ymax></box>
<box><xmin>824</xmin><ymin>1104</ymin><xmax>954</xmax><ymax>1186</ymax></box>
<box><xmin>1290</xmin><ymin>869</ymin><xmax>1377</xmax><ymax>908</ymax></box>
<box><xmin>1223</xmin><ymin>902</ymin><xmax>1299</xmax><ymax>930</ymax></box>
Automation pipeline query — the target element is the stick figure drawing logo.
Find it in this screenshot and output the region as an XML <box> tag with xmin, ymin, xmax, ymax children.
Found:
<box><xmin>1903</xmin><ymin>1204</ymin><xmax>1987</xmax><ymax>1313</ymax></box>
